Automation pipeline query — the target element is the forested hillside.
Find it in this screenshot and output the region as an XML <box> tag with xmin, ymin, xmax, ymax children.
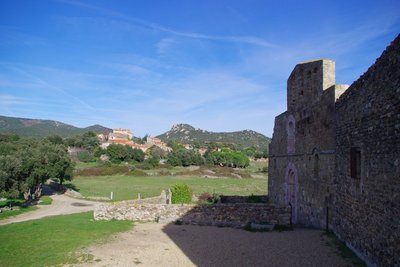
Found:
<box><xmin>157</xmin><ymin>124</ymin><xmax>271</xmax><ymax>153</ymax></box>
<box><xmin>0</xmin><ymin>115</ymin><xmax>111</xmax><ymax>138</ymax></box>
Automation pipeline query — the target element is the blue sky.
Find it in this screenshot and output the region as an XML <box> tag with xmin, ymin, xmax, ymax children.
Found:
<box><xmin>0</xmin><ymin>0</ymin><xmax>399</xmax><ymax>137</ymax></box>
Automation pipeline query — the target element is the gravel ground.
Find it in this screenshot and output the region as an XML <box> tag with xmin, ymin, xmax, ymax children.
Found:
<box><xmin>0</xmin><ymin>195</ymin><xmax>357</xmax><ymax>266</ymax></box>
<box><xmin>74</xmin><ymin>222</ymin><xmax>356</xmax><ymax>267</ymax></box>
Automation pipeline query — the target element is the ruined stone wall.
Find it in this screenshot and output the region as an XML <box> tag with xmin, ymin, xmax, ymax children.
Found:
<box><xmin>94</xmin><ymin>202</ymin><xmax>290</xmax><ymax>228</ymax></box>
<box><xmin>333</xmin><ymin>35</ymin><xmax>400</xmax><ymax>266</ymax></box>
<box><xmin>269</xmin><ymin>59</ymin><xmax>345</xmax><ymax>228</ymax></box>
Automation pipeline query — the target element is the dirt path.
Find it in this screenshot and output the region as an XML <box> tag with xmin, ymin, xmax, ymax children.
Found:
<box><xmin>74</xmin><ymin>223</ymin><xmax>355</xmax><ymax>267</ymax></box>
<box><xmin>0</xmin><ymin>194</ymin><xmax>101</xmax><ymax>225</ymax></box>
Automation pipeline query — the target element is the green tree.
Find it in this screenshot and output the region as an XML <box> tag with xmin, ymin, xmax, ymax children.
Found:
<box><xmin>126</xmin><ymin>147</ymin><xmax>145</xmax><ymax>162</ymax></box>
<box><xmin>46</xmin><ymin>135</ymin><xmax>64</xmax><ymax>145</ymax></box>
<box><xmin>93</xmin><ymin>147</ymin><xmax>106</xmax><ymax>158</ymax></box>
<box><xmin>78</xmin><ymin>151</ymin><xmax>96</xmax><ymax>163</ymax></box>
<box><xmin>206</xmin><ymin>148</ymin><xmax>249</xmax><ymax>168</ymax></box>
<box><xmin>106</xmin><ymin>144</ymin><xmax>128</xmax><ymax>163</ymax></box>
<box><xmin>167</xmin><ymin>141</ymin><xmax>184</xmax><ymax>151</ymax></box>
<box><xmin>81</xmin><ymin>131</ymin><xmax>99</xmax><ymax>151</ymax></box>
<box><xmin>0</xmin><ymin>137</ymin><xmax>74</xmax><ymax>198</ymax></box>
<box><xmin>167</xmin><ymin>149</ymin><xmax>205</xmax><ymax>167</ymax></box>
<box><xmin>171</xmin><ymin>184</ymin><xmax>192</xmax><ymax>204</ymax></box>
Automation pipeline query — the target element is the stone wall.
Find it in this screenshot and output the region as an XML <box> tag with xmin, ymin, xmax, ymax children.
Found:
<box><xmin>268</xmin><ymin>34</ymin><xmax>400</xmax><ymax>266</ymax></box>
<box><xmin>269</xmin><ymin>59</ymin><xmax>347</xmax><ymax>228</ymax></box>
<box><xmin>94</xmin><ymin>202</ymin><xmax>290</xmax><ymax>228</ymax></box>
<box><xmin>333</xmin><ymin>35</ymin><xmax>400</xmax><ymax>266</ymax></box>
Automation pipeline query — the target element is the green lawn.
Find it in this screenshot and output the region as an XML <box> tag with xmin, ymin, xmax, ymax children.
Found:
<box><xmin>0</xmin><ymin>195</ymin><xmax>53</xmax><ymax>220</ymax></box>
<box><xmin>0</xmin><ymin>206</ymin><xmax>38</xmax><ymax>220</ymax></box>
<box><xmin>246</xmin><ymin>160</ymin><xmax>268</xmax><ymax>173</ymax></box>
<box><xmin>66</xmin><ymin>175</ymin><xmax>267</xmax><ymax>201</ymax></box>
<box><xmin>0</xmin><ymin>212</ymin><xmax>133</xmax><ymax>267</ymax></box>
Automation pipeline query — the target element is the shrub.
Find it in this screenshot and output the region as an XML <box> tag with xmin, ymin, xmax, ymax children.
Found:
<box><xmin>77</xmin><ymin>151</ymin><xmax>96</xmax><ymax>163</ymax></box>
<box><xmin>129</xmin><ymin>169</ymin><xmax>148</xmax><ymax>176</ymax></box>
<box><xmin>75</xmin><ymin>165</ymin><xmax>132</xmax><ymax>176</ymax></box>
<box><xmin>135</xmin><ymin>162</ymin><xmax>154</xmax><ymax>170</ymax></box>
<box><xmin>158</xmin><ymin>170</ymin><xmax>171</xmax><ymax>176</ymax></box>
<box><xmin>171</xmin><ymin>184</ymin><xmax>192</xmax><ymax>204</ymax></box>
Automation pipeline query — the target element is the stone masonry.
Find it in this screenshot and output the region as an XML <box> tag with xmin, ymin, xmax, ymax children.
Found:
<box><xmin>268</xmin><ymin>35</ymin><xmax>400</xmax><ymax>266</ymax></box>
<box><xmin>268</xmin><ymin>59</ymin><xmax>348</xmax><ymax>227</ymax></box>
<box><xmin>333</xmin><ymin>35</ymin><xmax>400</xmax><ymax>266</ymax></box>
<box><xmin>94</xmin><ymin>201</ymin><xmax>290</xmax><ymax>228</ymax></box>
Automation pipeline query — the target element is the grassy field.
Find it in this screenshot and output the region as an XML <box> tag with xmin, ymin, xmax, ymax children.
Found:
<box><xmin>66</xmin><ymin>175</ymin><xmax>267</xmax><ymax>201</ymax></box>
<box><xmin>0</xmin><ymin>212</ymin><xmax>132</xmax><ymax>266</ymax></box>
<box><xmin>0</xmin><ymin>206</ymin><xmax>38</xmax><ymax>220</ymax></box>
<box><xmin>0</xmin><ymin>195</ymin><xmax>52</xmax><ymax>221</ymax></box>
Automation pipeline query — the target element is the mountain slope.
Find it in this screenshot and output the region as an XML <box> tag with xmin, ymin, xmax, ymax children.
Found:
<box><xmin>0</xmin><ymin>115</ymin><xmax>112</xmax><ymax>138</ymax></box>
<box><xmin>157</xmin><ymin>124</ymin><xmax>271</xmax><ymax>152</ymax></box>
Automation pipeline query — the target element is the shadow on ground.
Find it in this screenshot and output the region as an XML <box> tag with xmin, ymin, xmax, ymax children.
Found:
<box><xmin>160</xmin><ymin>199</ymin><xmax>358</xmax><ymax>267</ymax></box>
<box><xmin>162</xmin><ymin>223</ymin><xmax>353</xmax><ymax>266</ymax></box>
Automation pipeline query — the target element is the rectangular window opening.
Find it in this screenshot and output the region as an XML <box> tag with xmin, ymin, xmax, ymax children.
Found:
<box><xmin>350</xmin><ymin>147</ymin><xmax>361</xmax><ymax>179</ymax></box>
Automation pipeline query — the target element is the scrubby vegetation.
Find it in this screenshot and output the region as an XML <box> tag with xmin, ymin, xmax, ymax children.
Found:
<box><xmin>167</xmin><ymin>149</ymin><xmax>205</xmax><ymax>166</ymax></box>
<box><xmin>74</xmin><ymin>164</ymin><xmax>147</xmax><ymax>177</ymax></box>
<box><xmin>105</xmin><ymin>144</ymin><xmax>145</xmax><ymax>163</ymax></box>
<box><xmin>157</xmin><ymin>123</ymin><xmax>271</xmax><ymax>153</ymax></box>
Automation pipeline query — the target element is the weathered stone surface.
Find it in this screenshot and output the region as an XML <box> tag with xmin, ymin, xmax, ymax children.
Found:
<box><xmin>268</xmin><ymin>35</ymin><xmax>400</xmax><ymax>266</ymax></box>
<box><xmin>94</xmin><ymin>202</ymin><xmax>290</xmax><ymax>228</ymax></box>
<box><xmin>269</xmin><ymin>59</ymin><xmax>342</xmax><ymax>228</ymax></box>
<box><xmin>333</xmin><ymin>35</ymin><xmax>400</xmax><ymax>267</ymax></box>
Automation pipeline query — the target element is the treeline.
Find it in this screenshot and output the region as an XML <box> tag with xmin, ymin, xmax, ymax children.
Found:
<box><xmin>166</xmin><ymin>148</ymin><xmax>249</xmax><ymax>168</ymax></box>
<box><xmin>0</xmin><ymin>134</ymin><xmax>73</xmax><ymax>199</ymax></box>
<box><xmin>168</xmin><ymin>141</ymin><xmax>268</xmax><ymax>159</ymax></box>
<box><xmin>165</xmin><ymin>141</ymin><xmax>250</xmax><ymax>168</ymax></box>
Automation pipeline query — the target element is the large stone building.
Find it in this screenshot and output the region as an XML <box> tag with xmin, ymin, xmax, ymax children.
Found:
<box><xmin>268</xmin><ymin>35</ymin><xmax>399</xmax><ymax>266</ymax></box>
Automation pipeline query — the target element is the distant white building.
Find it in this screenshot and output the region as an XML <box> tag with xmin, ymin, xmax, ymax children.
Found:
<box><xmin>108</xmin><ymin>128</ymin><xmax>133</xmax><ymax>140</ymax></box>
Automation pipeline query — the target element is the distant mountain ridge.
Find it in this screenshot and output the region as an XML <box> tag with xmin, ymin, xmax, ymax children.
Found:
<box><xmin>157</xmin><ymin>123</ymin><xmax>271</xmax><ymax>152</ymax></box>
<box><xmin>0</xmin><ymin>115</ymin><xmax>112</xmax><ymax>138</ymax></box>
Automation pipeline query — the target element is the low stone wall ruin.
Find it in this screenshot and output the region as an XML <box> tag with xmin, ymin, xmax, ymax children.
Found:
<box><xmin>94</xmin><ymin>201</ymin><xmax>290</xmax><ymax>228</ymax></box>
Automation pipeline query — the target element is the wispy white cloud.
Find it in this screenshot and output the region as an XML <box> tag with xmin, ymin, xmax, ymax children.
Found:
<box><xmin>0</xmin><ymin>63</ymin><xmax>97</xmax><ymax>111</ymax></box>
<box><xmin>149</xmin><ymin>23</ymin><xmax>276</xmax><ymax>48</ymax></box>
<box><xmin>0</xmin><ymin>95</ymin><xmax>32</xmax><ymax>105</ymax></box>
<box><xmin>58</xmin><ymin>0</ymin><xmax>276</xmax><ymax>48</ymax></box>
<box><xmin>139</xmin><ymin>71</ymin><xmax>264</xmax><ymax>113</ymax></box>
<box><xmin>156</xmin><ymin>38</ymin><xmax>176</xmax><ymax>56</ymax></box>
<box><xmin>106</xmin><ymin>63</ymin><xmax>152</xmax><ymax>76</ymax></box>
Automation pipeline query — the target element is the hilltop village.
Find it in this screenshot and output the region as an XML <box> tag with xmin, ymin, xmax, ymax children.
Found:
<box><xmin>98</xmin><ymin>128</ymin><xmax>172</xmax><ymax>153</ymax></box>
<box><xmin>97</xmin><ymin>128</ymin><xmax>210</xmax><ymax>156</ymax></box>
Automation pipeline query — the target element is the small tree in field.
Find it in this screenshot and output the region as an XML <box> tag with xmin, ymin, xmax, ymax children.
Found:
<box><xmin>171</xmin><ymin>184</ymin><xmax>192</xmax><ymax>204</ymax></box>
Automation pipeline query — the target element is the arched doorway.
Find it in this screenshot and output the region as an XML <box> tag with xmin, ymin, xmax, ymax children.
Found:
<box><xmin>285</xmin><ymin>162</ymin><xmax>298</xmax><ymax>223</ymax></box>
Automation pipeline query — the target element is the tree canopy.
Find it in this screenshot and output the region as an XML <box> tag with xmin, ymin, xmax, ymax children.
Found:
<box><xmin>0</xmin><ymin>134</ymin><xmax>74</xmax><ymax>199</ymax></box>
<box><xmin>106</xmin><ymin>144</ymin><xmax>145</xmax><ymax>163</ymax></box>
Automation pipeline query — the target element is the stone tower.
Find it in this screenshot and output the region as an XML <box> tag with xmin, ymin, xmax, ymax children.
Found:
<box><xmin>268</xmin><ymin>34</ymin><xmax>400</xmax><ymax>266</ymax></box>
<box><xmin>268</xmin><ymin>59</ymin><xmax>347</xmax><ymax>227</ymax></box>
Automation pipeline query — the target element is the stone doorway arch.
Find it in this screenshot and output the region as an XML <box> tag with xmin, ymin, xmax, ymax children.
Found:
<box><xmin>285</xmin><ymin>162</ymin><xmax>298</xmax><ymax>223</ymax></box>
